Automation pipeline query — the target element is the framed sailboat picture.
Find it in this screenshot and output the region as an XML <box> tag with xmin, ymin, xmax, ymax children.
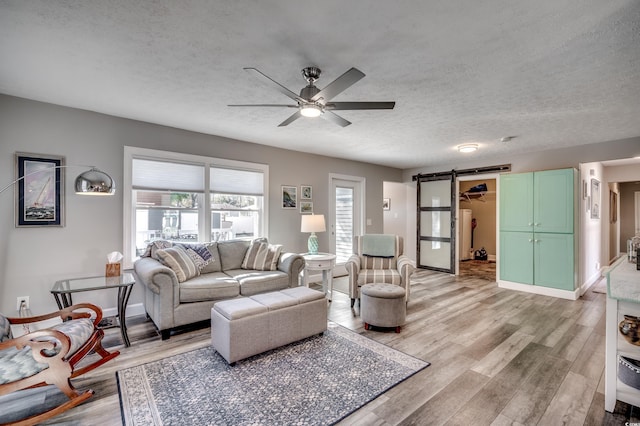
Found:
<box><xmin>15</xmin><ymin>152</ymin><xmax>65</xmax><ymax>227</ymax></box>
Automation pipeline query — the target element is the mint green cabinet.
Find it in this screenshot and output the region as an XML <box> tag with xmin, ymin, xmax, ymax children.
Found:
<box><xmin>534</xmin><ymin>169</ymin><xmax>574</xmax><ymax>234</ymax></box>
<box><xmin>500</xmin><ymin>173</ymin><xmax>534</xmax><ymax>232</ymax></box>
<box><xmin>534</xmin><ymin>233</ymin><xmax>574</xmax><ymax>290</ymax></box>
<box><xmin>500</xmin><ymin>231</ymin><xmax>534</xmax><ymax>284</ymax></box>
<box><xmin>499</xmin><ymin>168</ymin><xmax>576</xmax><ymax>292</ymax></box>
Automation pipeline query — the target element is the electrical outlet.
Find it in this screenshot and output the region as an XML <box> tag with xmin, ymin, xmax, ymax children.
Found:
<box><xmin>16</xmin><ymin>296</ymin><xmax>29</xmax><ymax>311</ymax></box>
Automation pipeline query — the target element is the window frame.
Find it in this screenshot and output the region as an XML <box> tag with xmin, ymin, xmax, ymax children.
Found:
<box><xmin>123</xmin><ymin>146</ymin><xmax>269</xmax><ymax>267</ymax></box>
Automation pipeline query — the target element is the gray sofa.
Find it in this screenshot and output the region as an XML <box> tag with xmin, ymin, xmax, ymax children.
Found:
<box><xmin>134</xmin><ymin>239</ymin><xmax>305</xmax><ymax>339</ymax></box>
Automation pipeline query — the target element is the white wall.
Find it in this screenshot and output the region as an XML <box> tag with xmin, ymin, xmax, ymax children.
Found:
<box><xmin>0</xmin><ymin>95</ymin><xmax>403</xmax><ymax>314</ymax></box>
<box><xmin>579</xmin><ymin>162</ymin><xmax>604</xmax><ymax>289</ymax></box>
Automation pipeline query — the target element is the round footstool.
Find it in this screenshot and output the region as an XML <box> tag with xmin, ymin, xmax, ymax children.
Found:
<box><xmin>360</xmin><ymin>283</ymin><xmax>406</xmax><ymax>333</ymax></box>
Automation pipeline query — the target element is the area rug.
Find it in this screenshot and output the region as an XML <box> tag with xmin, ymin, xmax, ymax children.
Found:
<box><xmin>117</xmin><ymin>322</ymin><xmax>428</xmax><ymax>425</ymax></box>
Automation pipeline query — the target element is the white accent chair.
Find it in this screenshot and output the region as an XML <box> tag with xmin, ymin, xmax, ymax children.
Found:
<box><xmin>345</xmin><ymin>234</ymin><xmax>415</xmax><ymax>308</ymax></box>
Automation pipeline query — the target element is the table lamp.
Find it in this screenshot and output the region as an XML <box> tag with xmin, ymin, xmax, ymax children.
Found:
<box><xmin>301</xmin><ymin>214</ymin><xmax>326</xmax><ymax>255</ymax></box>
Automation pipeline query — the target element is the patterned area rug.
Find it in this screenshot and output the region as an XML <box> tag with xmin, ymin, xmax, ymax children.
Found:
<box><xmin>117</xmin><ymin>322</ymin><xmax>429</xmax><ymax>425</ymax></box>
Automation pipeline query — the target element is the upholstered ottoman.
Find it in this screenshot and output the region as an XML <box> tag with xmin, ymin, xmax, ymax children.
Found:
<box><xmin>360</xmin><ymin>283</ymin><xmax>406</xmax><ymax>333</ymax></box>
<box><xmin>211</xmin><ymin>287</ymin><xmax>327</xmax><ymax>364</ymax></box>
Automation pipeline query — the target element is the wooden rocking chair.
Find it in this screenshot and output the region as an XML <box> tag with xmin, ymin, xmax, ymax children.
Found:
<box><xmin>0</xmin><ymin>303</ymin><xmax>120</xmax><ymax>425</ymax></box>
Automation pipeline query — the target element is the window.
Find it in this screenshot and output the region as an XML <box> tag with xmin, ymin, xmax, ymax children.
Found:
<box><xmin>124</xmin><ymin>147</ymin><xmax>268</xmax><ymax>264</ymax></box>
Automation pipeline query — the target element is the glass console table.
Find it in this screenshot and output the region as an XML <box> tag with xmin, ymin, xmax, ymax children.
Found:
<box><xmin>51</xmin><ymin>272</ymin><xmax>136</xmax><ymax>347</ymax></box>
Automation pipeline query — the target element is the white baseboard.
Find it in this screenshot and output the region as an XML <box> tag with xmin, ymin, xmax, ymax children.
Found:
<box><xmin>579</xmin><ymin>271</ymin><xmax>603</xmax><ymax>296</ymax></box>
<box><xmin>103</xmin><ymin>302</ymin><xmax>146</xmax><ymax>319</ymax></box>
<box><xmin>498</xmin><ymin>280</ymin><xmax>580</xmax><ymax>300</ymax></box>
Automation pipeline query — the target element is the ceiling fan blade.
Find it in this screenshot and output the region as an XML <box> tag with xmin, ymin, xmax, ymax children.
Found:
<box><xmin>228</xmin><ymin>104</ymin><xmax>297</xmax><ymax>108</ymax></box>
<box><xmin>244</xmin><ymin>68</ymin><xmax>305</xmax><ymax>103</ymax></box>
<box><xmin>278</xmin><ymin>111</ymin><xmax>303</xmax><ymax>127</ymax></box>
<box><xmin>311</xmin><ymin>67</ymin><xmax>365</xmax><ymax>102</ymax></box>
<box><xmin>322</xmin><ymin>111</ymin><xmax>351</xmax><ymax>127</ymax></box>
<box><xmin>326</xmin><ymin>101</ymin><xmax>396</xmax><ymax>110</ymax></box>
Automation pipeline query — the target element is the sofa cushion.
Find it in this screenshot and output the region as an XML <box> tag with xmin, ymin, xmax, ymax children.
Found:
<box><xmin>360</xmin><ymin>255</ymin><xmax>397</xmax><ymax>270</ymax></box>
<box><xmin>225</xmin><ymin>269</ymin><xmax>290</xmax><ymax>296</ymax></box>
<box><xmin>217</xmin><ymin>240</ymin><xmax>251</xmax><ymax>270</ymax></box>
<box><xmin>142</xmin><ymin>240</ymin><xmax>174</xmax><ymax>260</ymax></box>
<box><xmin>241</xmin><ymin>241</ymin><xmax>282</xmax><ymax>271</ymax></box>
<box><xmin>156</xmin><ymin>246</ymin><xmax>199</xmax><ymax>283</ymax></box>
<box><xmin>357</xmin><ymin>269</ymin><xmax>402</xmax><ymax>286</ymax></box>
<box><xmin>179</xmin><ymin>272</ymin><xmax>240</xmax><ymax>303</ymax></box>
<box><xmin>177</xmin><ymin>244</ymin><xmax>213</xmax><ymax>272</ymax></box>
<box><xmin>200</xmin><ymin>242</ymin><xmax>223</xmax><ymax>273</ymax></box>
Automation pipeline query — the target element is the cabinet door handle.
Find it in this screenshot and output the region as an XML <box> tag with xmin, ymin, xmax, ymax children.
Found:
<box><xmin>528</xmin><ymin>239</ymin><xmax>533</xmax><ymax>243</ymax></box>
<box><xmin>528</xmin><ymin>222</ymin><xmax>533</xmax><ymax>227</ymax></box>
<box><xmin>534</xmin><ymin>222</ymin><xmax>541</xmax><ymax>226</ymax></box>
<box><xmin>534</xmin><ymin>239</ymin><xmax>540</xmax><ymax>243</ymax></box>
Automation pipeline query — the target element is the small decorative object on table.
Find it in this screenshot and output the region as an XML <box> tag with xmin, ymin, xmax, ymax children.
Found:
<box><xmin>106</xmin><ymin>251</ymin><xmax>123</xmax><ymax>277</ymax></box>
<box><xmin>619</xmin><ymin>314</ymin><xmax>640</xmax><ymax>345</ymax></box>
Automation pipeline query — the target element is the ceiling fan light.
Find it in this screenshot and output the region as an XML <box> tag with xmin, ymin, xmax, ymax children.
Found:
<box><xmin>458</xmin><ymin>143</ymin><xmax>478</xmax><ymax>153</ymax></box>
<box><xmin>300</xmin><ymin>104</ymin><xmax>322</xmax><ymax>118</ymax></box>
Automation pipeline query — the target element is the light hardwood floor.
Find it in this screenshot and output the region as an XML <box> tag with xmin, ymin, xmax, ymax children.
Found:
<box><xmin>40</xmin><ymin>270</ymin><xmax>636</xmax><ymax>425</ymax></box>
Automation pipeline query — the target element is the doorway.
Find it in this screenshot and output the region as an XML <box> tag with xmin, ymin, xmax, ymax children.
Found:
<box><xmin>329</xmin><ymin>174</ymin><xmax>364</xmax><ymax>276</ymax></box>
<box><xmin>457</xmin><ymin>177</ymin><xmax>497</xmax><ymax>281</ymax></box>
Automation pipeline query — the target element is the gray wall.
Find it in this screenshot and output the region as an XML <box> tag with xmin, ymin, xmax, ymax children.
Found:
<box><xmin>0</xmin><ymin>94</ymin><xmax>402</xmax><ymax>314</ymax></box>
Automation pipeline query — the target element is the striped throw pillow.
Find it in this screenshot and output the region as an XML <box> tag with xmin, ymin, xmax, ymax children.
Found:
<box><xmin>156</xmin><ymin>246</ymin><xmax>199</xmax><ymax>282</ymax></box>
<box><xmin>241</xmin><ymin>241</ymin><xmax>282</xmax><ymax>271</ymax></box>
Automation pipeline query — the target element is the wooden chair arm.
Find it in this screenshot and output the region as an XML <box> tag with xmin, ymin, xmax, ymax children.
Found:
<box><xmin>6</xmin><ymin>303</ymin><xmax>104</xmax><ymax>328</ymax></box>
<box><xmin>0</xmin><ymin>329</ymin><xmax>72</xmax><ymax>362</ymax></box>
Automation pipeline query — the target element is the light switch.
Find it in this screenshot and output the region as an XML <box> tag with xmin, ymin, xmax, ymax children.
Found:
<box><xmin>366</xmin><ymin>218</ymin><xmax>372</xmax><ymax>226</ymax></box>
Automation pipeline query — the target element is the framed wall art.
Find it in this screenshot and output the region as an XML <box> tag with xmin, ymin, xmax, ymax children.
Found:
<box><xmin>300</xmin><ymin>201</ymin><xmax>313</xmax><ymax>214</ymax></box>
<box><xmin>383</xmin><ymin>198</ymin><xmax>390</xmax><ymax>211</ymax></box>
<box><xmin>301</xmin><ymin>185</ymin><xmax>312</xmax><ymax>200</ymax></box>
<box><xmin>15</xmin><ymin>152</ymin><xmax>65</xmax><ymax>227</ymax></box>
<box><xmin>282</xmin><ymin>185</ymin><xmax>297</xmax><ymax>209</ymax></box>
<box><xmin>590</xmin><ymin>178</ymin><xmax>600</xmax><ymax>219</ymax></box>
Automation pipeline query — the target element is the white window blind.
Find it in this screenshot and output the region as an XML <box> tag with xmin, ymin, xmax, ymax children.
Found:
<box><xmin>210</xmin><ymin>167</ymin><xmax>263</xmax><ymax>196</ymax></box>
<box><xmin>132</xmin><ymin>158</ymin><xmax>204</xmax><ymax>192</ymax></box>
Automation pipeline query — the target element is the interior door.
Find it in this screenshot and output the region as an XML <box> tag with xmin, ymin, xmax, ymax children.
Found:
<box><xmin>635</xmin><ymin>191</ymin><xmax>640</xmax><ymax>234</ymax></box>
<box><xmin>329</xmin><ymin>174</ymin><xmax>364</xmax><ymax>275</ymax></box>
<box><xmin>417</xmin><ymin>174</ymin><xmax>455</xmax><ymax>273</ymax></box>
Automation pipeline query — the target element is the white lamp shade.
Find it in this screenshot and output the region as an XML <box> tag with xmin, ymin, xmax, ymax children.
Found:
<box><xmin>301</xmin><ymin>214</ymin><xmax>326</xmax><ymax>233</ymax></box>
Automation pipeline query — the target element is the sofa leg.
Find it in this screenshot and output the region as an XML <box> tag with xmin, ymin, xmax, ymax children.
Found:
<box><xmin>161</xmin><ymin>329</ymin><xmax>171</xmax><ymax>340</ymax></box>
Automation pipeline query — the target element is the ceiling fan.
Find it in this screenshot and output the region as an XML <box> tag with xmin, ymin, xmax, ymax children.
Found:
<box><xmin>228</xmin><ymin>66</ymin><xmax>395</xmax><ymax>127</ymax></box>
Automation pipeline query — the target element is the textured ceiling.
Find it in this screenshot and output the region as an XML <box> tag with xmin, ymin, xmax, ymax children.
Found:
<box><xmin>1</xmin><ymin>0</ymin><xmax>639</xmax><ymax>169</ymax></box>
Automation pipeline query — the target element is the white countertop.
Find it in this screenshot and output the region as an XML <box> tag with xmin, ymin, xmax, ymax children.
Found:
<box><xmin>607</xmin><ymin>257</ymin><xmax>640</xmax><ymax>302</ymax></box>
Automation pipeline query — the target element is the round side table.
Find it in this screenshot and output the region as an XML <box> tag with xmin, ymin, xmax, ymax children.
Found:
<box><xmin>301</xmin><ymin>253</ymin><xmax>336</xmax><ymax>301</ymax></box>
